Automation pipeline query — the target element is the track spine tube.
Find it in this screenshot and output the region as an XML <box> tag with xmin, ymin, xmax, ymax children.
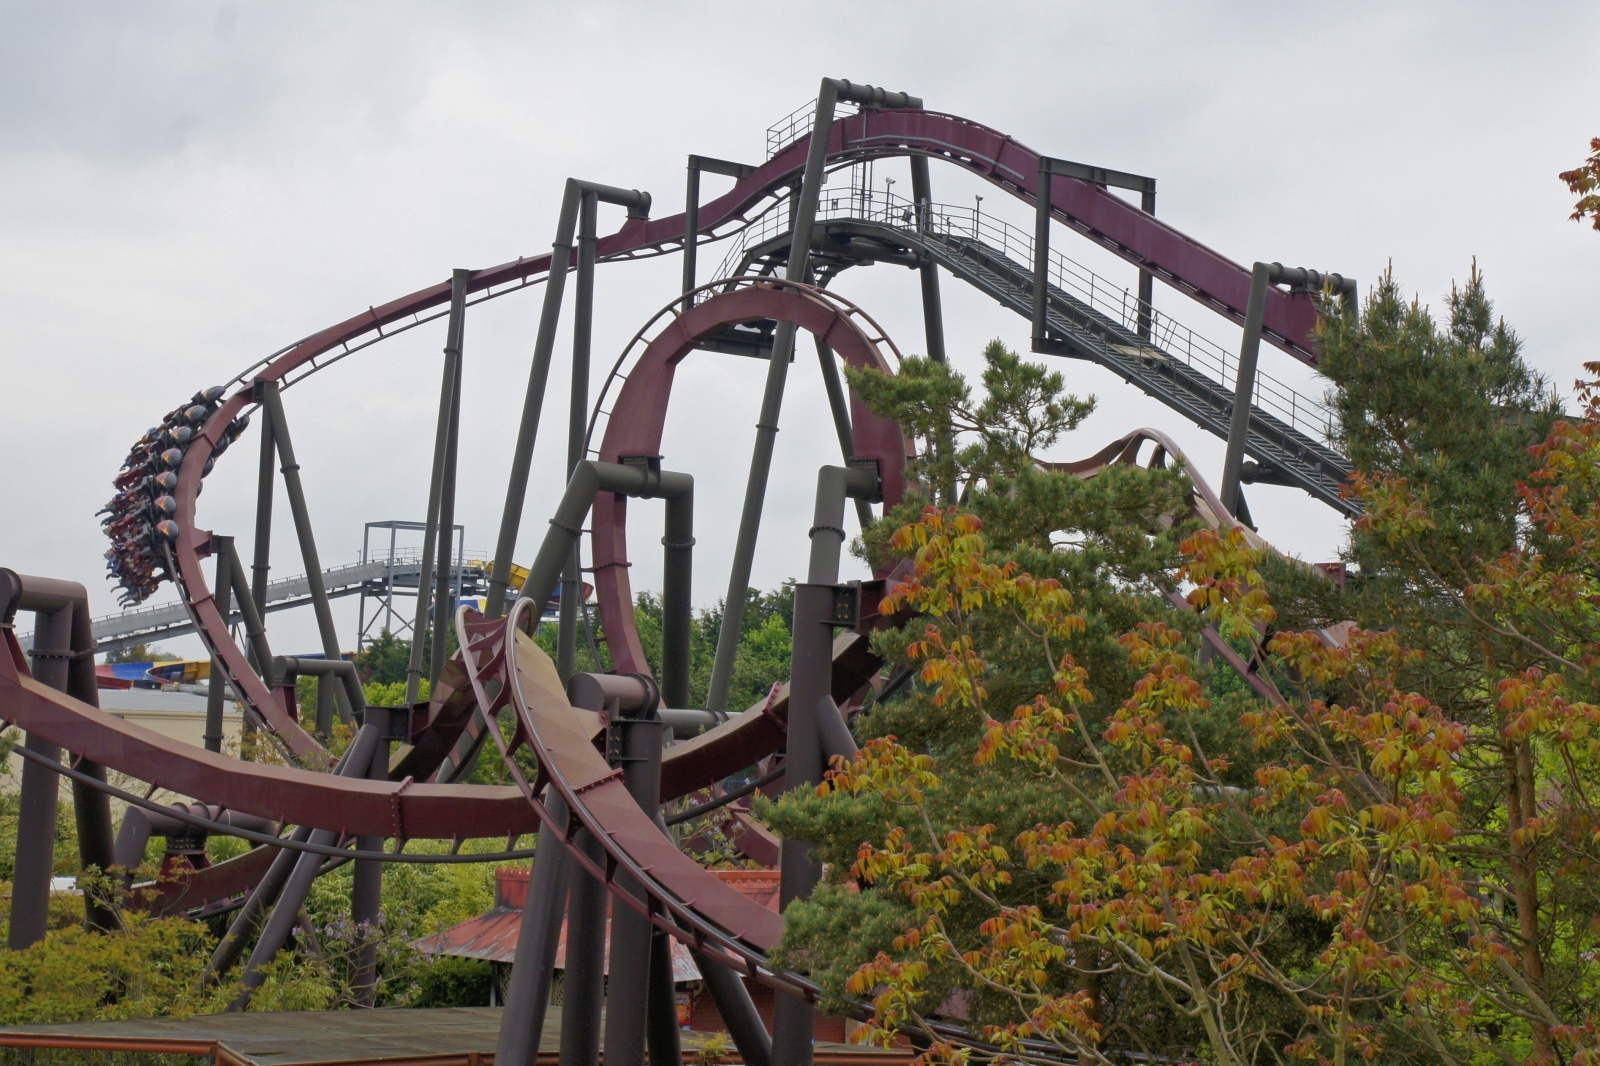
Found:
<box><xmin>705</xmin><ymin>76</ymin><xmax>841</xmax><ymax>715</ymax></box>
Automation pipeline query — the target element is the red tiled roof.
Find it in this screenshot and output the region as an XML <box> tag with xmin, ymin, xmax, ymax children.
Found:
<box><xmin>415</xmin><ymin>866</ymin><xmax>780</xmax><ymax>985</ymax></box>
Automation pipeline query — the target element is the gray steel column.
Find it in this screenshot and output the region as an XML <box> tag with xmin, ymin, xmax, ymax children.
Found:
<box><xmin>205</xmin><ymin>824</ymin><xmax>313</xmax><ymax>984</ymax></box>
<box><xmin>405</xmin><ymin>272</ymin><xmax>467</xmax><ymax>705</ymax></box>
<box><xmin>559</xmin><ymin>192</ymin><xmax>599</xmax><ymax>681</ymax></box>
<box><xmin>430</xmin><ymin>271</ymin><xmax>470</xmax><ymax>689</ymax></box>
<box><xmin>350</xmin><ymin>706</ymin><xmax>392</xmax><ymax>1007</ymax></box>
<box><xmin>1219</xmin><ymin>262</ymin><xmax>1272</xmax><ymax>521</ymax></box>
<box><xmin>258</xmin><ymin>380</ymin><xmax>352</xmax><ymax>723</ymax></box>
<box><xmin>1032</xmin><ymin>158</ymin><xmax>1053</xmax><ymax>350</ymax></box>
<box><xmin>682</xmin><ymin>162</ymin><xmax>700</xmax><ymax>311</ymax></box>
<box><xmin>230</xmin><ymin>721</ymin><xmax>384</xmax><ymax>1009</ymax></box>
<box><xmin>557</xmin><ymin>828</ymin><xmax>607</xmax><ymax>1066</ymax></box>
<box><xmin>694</xmin><ymin>950</ymin><xmax>773</xmax><ymax>1066</ymax></box>
<box><xmin>9</xmin><ymin>604</ymin><xmax>69</xmax><ymax>949</ymax></box>
<box><xmin>813</xmin><ymin>339</ymin><xmax>872</xmax><ymax>530</ymax></box>
<box><xmin>705</xmin><ymin>77</ymin><xmax>840</xmax><ymax>714</ymax></box>
<box><xmin>661</xmin><ymin>486</ymin><xmax>694</xmax><ymax>710</ymax></box>
<box><xmin>1137</xmin><ymin>187</ymin><xmax>1156</xmax><ymax>341</ymax></box>
<box><xmin>250</xmin><ymin>408</ymin><xmax>275</xmax><ymax>665</ymax></box>
<box><xmin>488</xmin><ymin>180</ymin><xmax>649</xmax><ymax>620</ymax></box>
<box><xmin>774</xmin><ymin>463</ymin><xmax>876</xmax><ymax>1066</ymax></box>
<box><xmin>205</xmin><ymin>536</ymin><xmax>234</xmax><ymax>752</ymax></box>
<box><xmin>602</xmin><ymin>714</ymin><xmax>665</xmax><ymax>1066</ymax></box>
<box><xmin>494</xmin><ymin>793</ymin><xmax>571</xmax><ymax>1066</ymax></box>
<box><xmin>487</xmin><ymin>179</ymin><xmax>583</xmax><ymax>619</ymax></box>
<box><xmin>646</xmin><ymin>923</ymin><xmax>683</xmax><ymax>1066</ymax></box>
<box><xmin>908</xmin><ymin>156</ymin><xmax>946</xmax><ymax>364</ymax></box>
<box><xmin>226</xmin><ymin>541</ymin><xmax>274</xmax><ymax>689</ymax></box>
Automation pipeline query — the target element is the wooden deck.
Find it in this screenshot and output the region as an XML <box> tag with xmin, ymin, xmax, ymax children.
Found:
<box><xmin>0</xmin><ymin>1007</ymin><xmax>910</xmax><ymax>1065</ymax></box>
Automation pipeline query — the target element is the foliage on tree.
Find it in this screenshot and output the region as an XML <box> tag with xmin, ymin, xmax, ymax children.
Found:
<box><xmin>103</xmin><ymin>643</ymin><xmax>171</xmax><ymax>664</ymax></box>
<box><xmin>767</xmin><ymin>283</ymin><xmax>1600</xmax><ymax>1066</ymax></box>
<box><xmin>1559</xmin><ymin>137</ymin><xmax>1600</xmax><ymax>231</ymax></box>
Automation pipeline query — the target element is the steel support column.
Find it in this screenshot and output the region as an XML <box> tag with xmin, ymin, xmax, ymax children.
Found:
<box><xmin>773</xmin><ymin>463</ymin><xmax>878</xmax><ymax>1066</ymax></box>
<box><xmin>204</xmin><ymin>536</ymin><xmax>234</xmax><ymax>752</ymax></box>
<box><xmin>682</xmin><ymin>155</ymin><xmax>757</xmax><ymax>312</ymax></box>
<box><xmin>250</xmin><ymin>408</ymin><xmax>275</xmax><ymax>673</ymax></box>
<box><xmin>660</xmin><ymin>474</ymin><xmax>695</xmax><ymax>711</ymax></box>
<box><xmin>557</xmin><ymin>828</ymin><xmax>607</xmax><ymax>1066</ymax></box>
<box><xmin>1219</xmin><ymin>262</ymin><xmax>1272</xmax><ymax>522</ymax></box>
<box><xmin>706</xmin><ymin>75</ymin><xmax>854</xmax><ymax>714</ymax></box>
<box><xmin>405</xmin><ymin>271</ymin><xmax>468</xmax><ymax>705</ymax></box>
<box><xmin>1137</xmin><ymin>187</ymin><xmax>1156</xmax><ymax>340</ymax></box>
<box><xmin>230</xmin><ymin>718</ymin><xmax>381</xmax><ymax>1010</ymax></box>
<box><xmin>646</xmin><ymin>919</ymin><xmax>684</xmax><ymax>1066</ymax></box>
<box><xmin>487</xmin><ymin>180</ymin><xmax>650</xmax><ymax>620</ymax></box>
<box><xmin>204</xmin><ymin>824</ymin><xmax>312</xmax><ymax>984</ymax></box>
<box><xmin>695</xmin><ymin>950</ymin><xmax>773</xmax><ymax>1066</ymax></box>
<box><xmin>494</xmin><ymin>794</ymin><xmax>571</xmax><ymax>1066</ymax></box>
<box><xmin>908</xmin><ymin>156</ymin><xmax>946</xmax><ymax>364</ymax></box>
<box><xmin>350</xmin><ymin>706</ymin><xmax>393</xmax><ymax>1007</ymax></box>
<box><xmin>559</xmin><ymin>193</ymin><xmax>599</xmax><ymax>681</ymax></box>
<box><xmin>9</xmin><ymin>600</ymin><xmax>67</xmax><ymax>949</ymax></box>
<box><xmin>430</xmin><ymin>271</ymin><xmax>470</xmax><ymax>689</ymax></box>
<box><xmin>257</xmin><ymin>380</ymin><xmax>352</xmax><ymax>724</ymax></box>
<box><xmin>1031</xmin><ymin>158</ymin><xmax>1055</xmax><ymax>352</ymax></box>
<box><xmin>813</xmin><ymin>339</ymin><xmax>874</xmax><ymax>530</ymax></box>
<box><xmin>601</xmin><ymin>711</ymin><xmax>665</xmax><ymax>1066</ymax></box>
<box><xmin>1033</xmin><ymin>157</ymin><xmax>1157</xmax><ymax>354</ymax></box>
<box><xmin>225</xmin><ymin>541</ymin><xmax>275</xmax><ymax>693</ymax></box>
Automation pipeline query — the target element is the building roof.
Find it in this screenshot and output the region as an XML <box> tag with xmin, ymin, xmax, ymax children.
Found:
<box><xmin>96</xmin><ymin>688</ymin><xmax>214</xmax><ymax>712</ymax></box>
<box><xmin>417</xmin><ymin>867</ymin><xmax>780</xmax><ymax>985</ymax></box>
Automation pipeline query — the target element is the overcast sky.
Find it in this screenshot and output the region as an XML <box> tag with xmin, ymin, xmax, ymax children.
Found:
<box><xmin>2</xmin><ymin>2</ymin><xmax>1595</xmax><ymax>660</ymax></box>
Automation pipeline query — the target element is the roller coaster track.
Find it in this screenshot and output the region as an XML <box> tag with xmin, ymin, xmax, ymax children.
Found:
<box><xmin>0</xmin><ymin>87</ymin><xmax>1358</xmax><ymax>1064</ymax></box>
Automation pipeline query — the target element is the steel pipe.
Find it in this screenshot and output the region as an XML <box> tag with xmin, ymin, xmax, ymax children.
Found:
<box><xmin>486</xmin><ymin>180</ymin><xmax>651</xmax><ymax>620</ymax></box>
<box><xmin>407</xmin><ymin>271</ymin><xmax>469</xmax><ymax>704</ymax></box>
<box><xmin>706</xmin><ymin>75</ymin><xmax>843</xmax><ymax>715</ymax></box>
<box><xmin>493</xmin><ymin>792</ymin><xmax>571</xmax><ymax>1066</ymax></box>
<box><xmin>204</xmin><ymin>537</ymin><xmax>233</xmax><ymax>752</ymax></box>
<box><xmin>257</xmin><ymin>380</ymin><xmax>352</xmax><ymax>724</ymax></box>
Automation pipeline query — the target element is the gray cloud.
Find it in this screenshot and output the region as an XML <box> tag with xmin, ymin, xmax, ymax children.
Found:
<box><xmin>2</xmin><ymin>0</ymin><xmax>1595</xmax><ymax>657</ymax></box>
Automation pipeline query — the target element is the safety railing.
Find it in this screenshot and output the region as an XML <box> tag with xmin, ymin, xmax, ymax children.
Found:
<box><xmin>709</xmin><ymin>179</ymin><xmax>1336</xmax><ymax>446</ymax></box>
<box><xmin>766</xmin><ymin>99</ymin><xmax>860</xmax><ymax>158</ymax></box>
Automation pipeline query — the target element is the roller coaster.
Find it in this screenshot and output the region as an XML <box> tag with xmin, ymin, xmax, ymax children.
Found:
<box><xmin>0</xmin><ymin>79</ymin><xmax>1356</xmax><ymax>1066</ymax></box>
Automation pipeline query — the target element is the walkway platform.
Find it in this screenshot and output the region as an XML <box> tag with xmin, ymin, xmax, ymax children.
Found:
<box><xmin>0</xmin><ymin>1007</ymin><xmax>909</xmax><ymax>1065</ymax></box>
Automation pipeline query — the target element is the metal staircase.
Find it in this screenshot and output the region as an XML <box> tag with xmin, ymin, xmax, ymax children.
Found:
<box><xmin>711</xmin><ymin>185</ymin><xmax>1355</xmax><ymax>514</ymax></box>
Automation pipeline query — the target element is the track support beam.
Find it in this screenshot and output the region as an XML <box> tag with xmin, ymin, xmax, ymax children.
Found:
<box><xmin>486</xmin><ymin>180</ymin><xmax>650</xmax><ymax>621</ymax></box>
<box><xmin>707</xmin><ymin>76</ymin><xmax>915</xmax><ymax>715</ymax></box>
<box><xmin>204</xmin><ymin>536</ymin><xmax>234</xmax><ymax>752</ymax></box>
<box><xmin>257</xmin><ymin>379</ymin><xmax>352</xmax><ymax>725</ymax></box>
